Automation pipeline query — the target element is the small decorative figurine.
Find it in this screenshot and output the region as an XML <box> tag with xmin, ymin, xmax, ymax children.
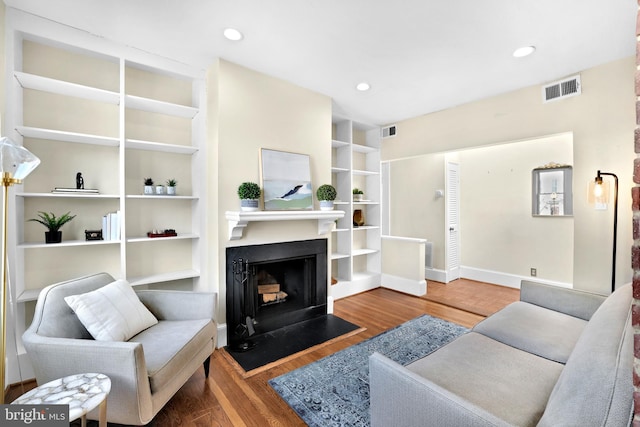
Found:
<box><xmin>76</xmin><ymin>172</ymin><xmax>84</xmax><ymax>190</ymax></box>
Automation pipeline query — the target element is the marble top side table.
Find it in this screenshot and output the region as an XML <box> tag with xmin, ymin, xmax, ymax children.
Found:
<box><xmin>12</xmin><ymin>373</ymin><xmax>111</xmax><ymax>427</ymax></box>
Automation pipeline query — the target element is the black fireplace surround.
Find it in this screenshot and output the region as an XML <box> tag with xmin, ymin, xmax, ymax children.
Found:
<box><xmin>225</xmin><ymin>239</ymin><xmax>328</xmax><ymax>350</ymax></box>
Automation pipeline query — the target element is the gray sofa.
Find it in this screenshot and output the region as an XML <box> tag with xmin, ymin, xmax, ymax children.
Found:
<box><xmin>22</xmin><ymin>273</ymin><xmax>217</xmax><ymax>425</ymax></box>
<box><xmin>370</xmin><ymin>280</ymin><xmax>633</xmax><ymax>426</ymax></box>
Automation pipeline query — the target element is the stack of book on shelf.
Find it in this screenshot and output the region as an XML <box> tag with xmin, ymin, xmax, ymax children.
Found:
<box><xmin>102</xmin><ymin>211</ymin><xmax>120</xmax><ymax>241</ymax></box>
<box><xmin>52</xmin><ymin>187</ymin><xmax>99</xmax><ymax>194</ymax></box>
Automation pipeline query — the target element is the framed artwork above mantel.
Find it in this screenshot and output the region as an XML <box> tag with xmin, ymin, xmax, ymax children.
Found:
<box><xmin>260</xmin><ymin>148</ymin><xmax>313</xmax><ymax>211</ymax></box>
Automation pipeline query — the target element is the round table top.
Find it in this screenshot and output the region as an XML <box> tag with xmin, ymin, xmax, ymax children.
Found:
<box><xmin>12</xmin><ymin>373</ymin><xmax>111</xmax><ymax>421</ymax></box>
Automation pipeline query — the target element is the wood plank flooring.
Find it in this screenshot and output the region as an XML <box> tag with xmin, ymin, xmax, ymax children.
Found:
<box><xmin>8</xmin><ymin>282</ymin><xmax>517</xmax><ymax>426</ymax></box>
<box><xmin>422</xmin><ymin>278</ymin><xmax>520</xmax><ymax>317</ymax></box>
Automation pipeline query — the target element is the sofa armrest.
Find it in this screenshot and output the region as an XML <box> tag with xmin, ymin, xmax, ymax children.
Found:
<box><xmin>136</xmin><ymin>290</ymin><xmax>216</xmax><ymax>321</ymax></box>
<box><xmin>22</xmin><ymin>332</ymin><xmax>153</xmax><ymax>423</ymax></box>
<box><xmin>369</xmin><ymin>353</ymin><xmax>511</xmax><ymax>427</ymax></box>
<box><xmin>520</xmin><ymin>280</ymin><xmax>606</xmax><ymax>320</ymax></box>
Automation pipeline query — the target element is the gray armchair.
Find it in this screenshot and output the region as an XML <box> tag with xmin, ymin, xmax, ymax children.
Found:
<box><xmin>22</xmin><ymin>273</ymin><xmax>217</xmax><ymax>425</ymax></box>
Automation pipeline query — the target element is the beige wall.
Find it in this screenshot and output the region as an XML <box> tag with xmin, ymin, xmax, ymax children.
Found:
<box><xmin>213</xmin><ymin>59</ymin><xmax>332</xmax><ymax>324</ymax></box>
<box><xmin>383</xmin><ymin>57</ymin><xmax>635</xmax><ymax>294</ymax></box>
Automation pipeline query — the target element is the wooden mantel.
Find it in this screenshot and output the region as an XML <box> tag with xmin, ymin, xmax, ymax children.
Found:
<box><xmin>225</xmin><ymin>210</ymin><xmax>345</xmax><ymax>240</ymax></box>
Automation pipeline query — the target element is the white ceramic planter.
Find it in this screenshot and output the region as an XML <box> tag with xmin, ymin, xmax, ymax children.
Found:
<box><xmin>241</xmin><ymin>199</ymin><xmax>259</xmax><ymax>211</ymax></box>
<box><xmin>319</xmin><ymin>200</ymin><xmax>334</xmax><ymax>211</ymax></box>
<box><xmin>144</xmin><ymin>185</ymin><xmax>154</xmax><ymax>195</ymax></box>
<box><xmin>167</xmin><ymin>186</ymin><xmax>176</xmax><ymax>195</ymax></box>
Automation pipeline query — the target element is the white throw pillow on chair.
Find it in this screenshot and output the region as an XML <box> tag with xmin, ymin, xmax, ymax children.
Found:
<box><xmin>65</xmin><ymin>279</ymin><xmax>158</xmax><ymax>341</ymax></box>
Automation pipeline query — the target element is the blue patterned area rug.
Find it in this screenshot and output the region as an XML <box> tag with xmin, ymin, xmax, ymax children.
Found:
<box><xmin>269</xmin><ymin>314</ymin><xmax>468</xmax><ymax>426</ymax></box>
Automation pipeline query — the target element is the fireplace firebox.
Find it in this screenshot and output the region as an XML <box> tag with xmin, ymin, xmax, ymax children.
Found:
<box><xmin>226</xmin><ymin>239</ymin><xmax>327</xmax><ymax>351</ymax></box>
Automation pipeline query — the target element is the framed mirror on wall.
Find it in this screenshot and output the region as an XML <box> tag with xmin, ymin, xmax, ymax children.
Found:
<box><xmin>532</xmin><ymin>164</ymin><xmax>573</xmax><ymax>216</ymax></box>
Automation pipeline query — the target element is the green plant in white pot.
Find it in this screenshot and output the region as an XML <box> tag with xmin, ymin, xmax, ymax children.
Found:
<box><xmin>316</xmin><ymin>184</ymin><xmax>337</xmax><ymax>210</ymax></box>
<box><xmin>353</xmin><ymin>188</ymin><xmax>364</xmax><ymax>202</ymax></box>
<box><xmin>166</xmin><ymin>179</ymin><xmax>177</xmax><ymax>196</ymax></box>
<box><xmin>144</xmin><ymin>177</ymin><xmax>154</xmax><ymax>195</ymax></box>
<box><xmin>28</xmin><ymin>211</ymin><xmax>76</xmax><ymax>244</ymax></box>
<box><xmin>238</xmin><ymin>182</ymin><xmax>261</xmax><ymax>211</ymax></box>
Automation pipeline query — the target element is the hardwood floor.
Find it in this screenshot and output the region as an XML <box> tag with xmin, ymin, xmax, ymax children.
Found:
<box><xmin>8</xmin><ymin>283</ymin><xmax>516</xmax><ymax>426</ymax></box>
<box><xmin>422</xmin><ymin>278</ymin><xmax>520</xmax><ymax>317</ymax></box>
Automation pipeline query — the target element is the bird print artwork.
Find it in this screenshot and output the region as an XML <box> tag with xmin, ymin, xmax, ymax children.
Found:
<box><xmin>281</xmin><ymin>185</ymin><xmax>303</xmax><ymax>199</ymax></box>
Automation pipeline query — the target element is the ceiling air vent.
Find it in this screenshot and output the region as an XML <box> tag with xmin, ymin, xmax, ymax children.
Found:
<box><xmin>543</xmin><ymin>75</ymin><xmax>581</xmax><ymax>103</ymax></box>
<box><xmin>382</xmin><ymin>125</ymin><xmax>397</xmax><ymax>138</ymax></box>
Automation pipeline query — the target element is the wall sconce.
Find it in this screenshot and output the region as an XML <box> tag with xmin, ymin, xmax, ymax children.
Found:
<box><xmin>0</xmin><ymin>137</ymin><xmax>40</xmax><ymax>403</ymax></box>
<box><xmin>588</xmin><ymin>170</ymin><xmax>618</xmax><ymax>293</ymax></box>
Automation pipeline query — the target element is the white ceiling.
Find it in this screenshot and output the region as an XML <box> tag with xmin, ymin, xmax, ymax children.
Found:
<box><xmin>4</xmin><ymin>0</ymin><xmax>637</xmax><ymax>125</ymax></box>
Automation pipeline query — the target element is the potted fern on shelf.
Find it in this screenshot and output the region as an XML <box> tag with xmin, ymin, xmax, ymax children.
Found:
<box><xmin>28</xmin><ymin>211</ymin><xmax>76</xmax><ymax>244</ymax></box>
<box><xmin>316</xmin><ymin>184</ymin><xmax>337</xmax><ymax>210</ymax></box>
<box><xmin>237</xmin><ymin>182</ymin><xmax>261</xmax><ymax>211</ymax></box>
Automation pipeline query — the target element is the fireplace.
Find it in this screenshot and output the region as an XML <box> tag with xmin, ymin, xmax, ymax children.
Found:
<box><xmin>225</xmin><ymin>239</ymin><xmax>328</xmax><ymax>351</ymax></box>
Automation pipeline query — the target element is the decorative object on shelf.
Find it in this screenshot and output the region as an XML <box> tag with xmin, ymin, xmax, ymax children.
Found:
<box><xmin>76</xmin><ymin>172</ymin><xmax>84</xmax><ymax>189</ymax></box>
<box><xmin>147</xmin><ymin>229</ymin><xmax>177</xmax><ymax>238</ymax></box>
<box><xmin>353</xmin><ymin>209</ymin><xmax>365</xmax><ymax>227</ymax></box>
<box><xmin>0</xmin><ymin>136</ymin><xmax>41</xmax><ymax>403</ymax></box>
<box><xmin>166</xmin><ymin>179</ymin><xmax>177</xmax><ymax>195</ymax></box>
<box><xmin>353</xmin><ymin>188</ymin><xmax>364</xmax><ymax>202</ymax></box>
<box><xmin>84</xmin><ymin>230</ymin><xmax>103</xmax><ymax>241</ymax></box>
<box><xmin>316</xmin><ymin>184</ymin><xmax>337</xmax><ymax>211</ymax></box>
<box><xmin>155</xmin><ymin>184</ymin><xmax>165</xmax><ymax>195</ymax></box>
<box><xmin>52</xmin><ymin>187</ymin><xmax>99</xmax><ymax>194</ymax></box>
<box><xmin>143</xmin><ymin>177</ymin><xmax>154</xmax><ymax>195</ymax></box>
<box><xmin>28</xmin><ymin>211</ymin><xmax>76</xmax><ymax>244</ymax></box>
<box><xmin>238</xmin><ymin>182</ymin><xmax>261</xmax><ymax>211</ymax></box>
<box><xmin>261</xmin><ymin>148</ymin><xmax>312</xmax><ymax>210</ymax></box>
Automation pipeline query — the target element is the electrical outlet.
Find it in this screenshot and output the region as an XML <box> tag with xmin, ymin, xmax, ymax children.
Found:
<box><xmin>530</xmin><ymin>268</ymin><xmax>537</xmax><ymax>277</ymax></box>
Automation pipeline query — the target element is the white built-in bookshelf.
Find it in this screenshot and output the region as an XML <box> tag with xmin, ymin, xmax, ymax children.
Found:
<box><xmin>5</xmin><ymin>11</ymin><xmax>207</xmax><ymax>370</ymax></box>
<box><xmin>330</xmin><ymin>115</ymin><xmax>382</xmax><ymax>299</ymax></box>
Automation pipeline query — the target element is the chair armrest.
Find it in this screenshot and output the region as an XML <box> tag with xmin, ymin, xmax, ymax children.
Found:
<box><xmin>22</xmin><ymin>332</ymin><xmax>153</xmax><ymax>422</ymax></box>
<box><xmin>369</xmin><ymin>353</ymin><xmax>511</xmax><ymax>427</ymax></box>
<box><xmin>520</xmin><ymin>280</ymin><xmax>606</xmax><ymax>320</ymax></box>
<box><xmin>136</xmin><ymin>290</ymin><xmax>216</xmax><ymax>320</ymax></box>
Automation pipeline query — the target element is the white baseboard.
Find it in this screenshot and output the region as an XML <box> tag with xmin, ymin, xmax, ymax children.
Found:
<box><xmin>425</xmin><ymin>268</ymin><xmax>447</xmax><ymax>283</ymax></box>
<box><xmin>381</xmin><ymin>274</ymin><xmax>426</xmax><ymax>296</ymax></box>
<box><xmin>217</xmin><ymin>323</ymin><xmax>227</xmax><ymax>348</ymax></box>
<box><xmin>459</xmin><ymin>266</ymin><xmax>572</xmax><ymax>289</ymax></box>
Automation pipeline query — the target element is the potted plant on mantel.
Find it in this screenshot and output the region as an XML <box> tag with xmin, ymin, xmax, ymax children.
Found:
<box><xmin>237</xmin><ymin>182</ymin><xmax>261</xmax><ymax>211</ymax></box>
<box><xmin>144</xmin><ymin>178</ymin><xmax>154</xmax><ymax>195</ymax></box>
<box><xmin>316</xmin><ymin>184</ymin><xmax>337</xmax><ymax>210</ymax></box>
<box><xmin>28</xmin><ymin>211</ymin><xmax>76</xmax><ymax>244</ymax></box>
<box><xmin>166</xmin><ymin>179</ymin><xmax>177</xmax><ymax>196</ymax></box>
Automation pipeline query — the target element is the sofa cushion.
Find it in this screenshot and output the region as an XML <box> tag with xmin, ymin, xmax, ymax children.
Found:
<box><xmin>537</xmin><ymin>283</ymin><xmax>634</xmax><ymax>427</ymax></box>
<box><xmin>406</xmin><ymin>332</ymin><xmax>563</xmax><ymax>427</ymax></box>
<box><xmin>129</xmin><ymin>319</ymin><xmax>216</xmax><ymax>393</ymax></box>
<box><xmin>472</xmin><ymin>301</ymin><xmax>587</xmax><ymax>363</ymax></box>
<box><xmin>64</xmin><ymin>279</ymin><xmax>158</xmax><ymax>341</ymax></box>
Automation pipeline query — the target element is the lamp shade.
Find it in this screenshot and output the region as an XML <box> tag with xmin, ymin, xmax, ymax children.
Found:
<box><xmin>0</xmin><ymin>137</ymin><xmax>40</xmax><ymax>181</ymax></box>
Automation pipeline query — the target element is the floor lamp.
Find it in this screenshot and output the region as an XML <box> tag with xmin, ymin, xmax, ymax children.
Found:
<box><xmin>591</xmin><ymin>170</ymin><xmax>618</xmax><ymax>294</ymax></box>
<box><xmin>0</xmin><ymin>137</ymin><xmax>40</xmax><ymax>403</ymax></box>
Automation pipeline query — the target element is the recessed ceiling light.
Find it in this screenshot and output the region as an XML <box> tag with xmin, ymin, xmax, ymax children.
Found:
<box><xmin>356</xmin><ymin>82</ymin><xmax>371</xmax><ymax>91</ymax></box>
<box><xmin>513</xmin><ymin>46</ymin><xmax>536</xmax><ymax>58</ymax></box>
<box><xmin>223</xmin><ymin>28</ymin><xmax>243</xmax><ymax>41</ymax></box>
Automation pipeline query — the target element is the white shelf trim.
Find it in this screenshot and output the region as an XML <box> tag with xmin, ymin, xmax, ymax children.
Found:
<box><xmin>17</xmin><ymin>192</ymin><xmax>119</xmax><ymax>199</ymax></box>
<box><xmin>16</xmin><ymin>126</ymin><xmax>119</xmax><ymax>147</ymax></box>
<box><xmin>127</xmin><ymin>270</ymin><xmax>200</xmax><ymax>287</ymax></box>
<box><xmin>125</xmin><ymin>138</ymin><xmax>198</xmax><ymax>154</ymax></box>
<box><xmin>126</xmin><ymin>233</ymin><xmax>199</xmax><ymax>243</ymax></box>
<box><xmin>18</xmin><ymin>239</ymin><xmax>120</xmax><ymax>249</ymax></box>
<box><xmin>125</xmin><ymin>94</ymin><xmax>198</xmax><ymax>118</ymax></box>
<box><xmin>352</xmin><ymin>248</ymin><xmax>379</xmax><ymax>257</ymax></box>
<box><xmin>14</xmin><ymin>71</ymin><xmax>120</xmax><ymax>104</ymax></box>
<box><xmin>225</xmin><ymin>210</ymin><xmax>344</xmax><ymax>240</ymax></box>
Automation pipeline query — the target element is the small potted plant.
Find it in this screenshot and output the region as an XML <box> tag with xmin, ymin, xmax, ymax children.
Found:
<box><xmin>28</xmin><ymin>211</ymin><xmax>76</xmax><ymax>244</ymax></box>
<box><xmin>316</xmin><ymin>184</ymin><xmax>337</xmax><ymax>210</ymax></box>
<box><xmin>353</xmin><ymin>188</ymin><xmax>364</xmax><ymax>202</ymax></box>
<box><xmin>237</xmin><ymin>182</ymin><xmax>261</xmax><ymax>211</ymax></box>
<box><xmin>144</xmin><ymin>178</ymin><xmax>154</xmax><ymax>195</ymax></box>
<box><xmin>166</xmin><ymin>179</ymin><xmax>177</xmax><ymax>196</ymax></box>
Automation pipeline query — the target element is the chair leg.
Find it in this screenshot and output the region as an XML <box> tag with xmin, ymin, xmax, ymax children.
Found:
<box><xmin>203</xmin><ymin>356</ymin><xmax>211</xmax><ymax>378</ymax></box>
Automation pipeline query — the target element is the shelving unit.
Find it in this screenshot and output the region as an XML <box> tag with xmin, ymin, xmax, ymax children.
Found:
<box><xmin>5</xmin><ymin>17</ymin><xmax>207</xmax><ymax>379</ymax></box>
<box><xmin>330</xmin><ymin>115</ymin><xmax>381</xmax><ymax>299</ymax></box>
